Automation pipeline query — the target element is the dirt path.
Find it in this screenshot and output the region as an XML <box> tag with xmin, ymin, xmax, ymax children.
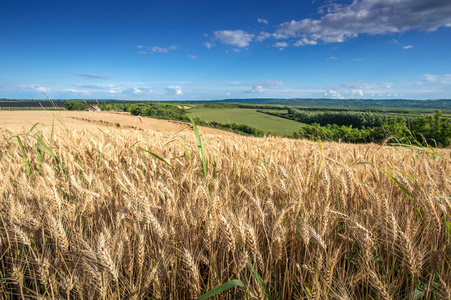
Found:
<box><xmin>0</xmin><ymin>110</ymin><xmax>229</xmax><ymax>135</ymax></box>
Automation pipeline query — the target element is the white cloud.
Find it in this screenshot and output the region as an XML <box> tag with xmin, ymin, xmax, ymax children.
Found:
<box><xmin>325</xmin><ymin>89</ymin><xmax>344</xmax><ymax>99</ymax></box>
<box><xmin>257</xmin><ymin>18</ymin><xmax>268</xmax><ymax>24</ymax></box>
<box><xmin>73</xmin><ymin>83</ymin><xmax>152</xmax><ymax>95</ymax></box>
<box><xmin>19</xmin><ymin>84</ymin><xmax>50</xmax><ymax>93</ymax></box>
<box><xmin>133</xmin><ymin>87</ymin><xmax>152</xmax><ymax>94</ymax></box>
<box><xmin>255</xmin><ymin>31</ymin><xmax>273</xmax><ymax>42</ymax></box>
<box><xmin>272</xmin><ymin>42</ymin><xmax>288</xmax><ymax>48</ymax></box>
<box><xmin>327</xmin><ymin>56</ymin><xmax>339</xmax><ymax>60</ymax></box>
<box><xmin>243</xmin><ymin>80</ymin><xmax>290</xmax><ymax>93</ymax></box>
<box><xmin>294</xmin><ymin>38</ymin><xmax>318</xmax><ymax>46</ymax></box>
<box><xmin>403</xmin><ymin>45</ymin><xmax>414</xmax><ymax>49</ymax></box>
<box><xmin>245</xmin><ymin>85</ymin><xmax>264</xmax><ymax>93</ymax></box>
<box><xmin>203</xmin><ymin>41</ymin><xmax>214</xmax><ymax>49</ymax></box>
<box><xmin>271</xmin><ymin>0</ymin><xmax>451</xmax><ymax>45</ymax></box>
<box><xmin>75</xmin><ymin>83</ymin><xmax>117</xmax><ymax>90</ymax></box>
<box><xmin>72</xmin><ymin>73</ymin><xmax>110</xmax><ymax>79</ymax></box>
<box><xmin>323</xmin><ymin>80</ymin><xmax>396</xmax><ymax>98</ymax></box>
<box><xmin>214</xmin><ymin>30</ymin><xmax>254</xmax><ymax>47</ymax></box>
<box><xmin>165</xmin><ymin>86</ymin><xmax>184</xmax><ymax>95</ymax></box>
<box><xmin>421</xmin><ymin>73</ymin><xmax>451</xmax><ymax>84</ymax></box>
<box><xmin>352</xmin><ymin>89</ymin><xmax>364</xmax><ymax>96</ymax></box>
<box><xmin>137</xmin><ymin>45</ymin><xmax>178</xmax><ymax>53</ymax></box>
<box><xmin>188</xmin><ymin>54</ymin><xmax>198</xmax><ymax>59</ymax></box>
<box><xmin>64</xmin><ymin>89</ymin><xmax>89</xmax><ymax>94</ymax></box>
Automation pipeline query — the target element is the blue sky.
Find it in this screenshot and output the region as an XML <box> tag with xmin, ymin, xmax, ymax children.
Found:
<box><xmin>1</xmin><ymin>0</ymin><xmax>451</xmax><ymax>100</ymax></box>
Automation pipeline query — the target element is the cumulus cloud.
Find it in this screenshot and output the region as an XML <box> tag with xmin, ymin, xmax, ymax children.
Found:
<box><xmin>132</xmin><ymin>87</ymin><xmax>152</xmax><ymax>94</ymax></box>
<box><xmin>243</xmin><ymin>80</ymin><xmax>289</xmax><ymax>93</ymax></box>
<box><xmin>165</xmin><ymin>86</ymin><xmax>184</xmax><ymax>95</ymax></box>
<box><xmin>214</xmin><ymin>30</ymin><xmax>254</xmax><ymax>47</ymax></box>
<box><xmin>272</xmin><ymin>42</ymin><xmax>288</xmax><ymax>48</ymax></box>
<box><xmin>421</xmin><ymin>73</ymin><xmax>451</xmax><ymax>84</ymax></box>
<box><xmin>294</xmin><ymin>38</ymin><xmax>318</xmax><ymax>46</ymax></box>
<box><xmin>188</xmin><ymin>54</ymin><xmax>198</xmax><ymax>59</ymax></box>
<box><xmin>75</xmin><ymin>84</ymin><xmax>116</xmax><ymax>90</ymax></box>
<box><xmin>255</xmin><ymin>31</ymin><xmax>273</xmax><ymax>42</ymax></box>
<box><xmin>137</xmin><ymin>45</ymin><xmax>178</xmax><ymax>54</ymax></box>
<box><xmin>403</xmin><ymin>45</ymin><xmax>414</xmax><ymax>49</ymax></box>
<box><xmin>209</xmin><ymin>0</ymin><xmax>450</xmax><ymax>50</ymax></box>
<box><xmin>325</xmin><ymin>89</ymin><xmax>344</xmax><ymax>99</ymax></box>
<box><xmin>203</xmin><ymin>41</ymin><xmax>214</xmax><ymax>49</ymax></box>
<box><xmin>72</xmin><ymin>73</ymin><xmax>110</xmax><ymax>79</ymax></box>
<box><xmin>19</xmin><ymin>84</ymin><xmax>50</xmax><ymax>93</ymax></box>
<box><xmin>324</xmin><ymin>80</ymin><xmax>395</xmax><ymax>98</ymax></box>
<box><xmin>64</xmin><ymin>89</ymin><xmax>89</xmax><ymax>94</ymax></box>
<box><xmin>245</xmin><ymin>85</ymin><xmax>264</xmax><ymax>93</ymax></box>
<box><xmin>272</xmin><ymin>0</ymin><xmax>451</xmax><ymax>45</ymax></box>
<box><xmin>73</xmin><ymin>83</ymin><xmax>152</xmax><ymax>95</ymax></box>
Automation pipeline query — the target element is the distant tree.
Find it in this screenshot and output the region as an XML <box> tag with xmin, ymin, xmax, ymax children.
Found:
<box><xmin>64</xmin><ymin>101</ymin><xmax>86</xmax><ymax>111</ymax></box>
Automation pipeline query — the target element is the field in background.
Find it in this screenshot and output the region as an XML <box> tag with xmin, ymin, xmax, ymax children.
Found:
<box><xmin>0</xmin><ymin>117</ymin><xmax>450</xmax><ymax>299</ymax></box>
<box><xmin>0</xmin><ymin>110</ymin><xmax>227</xmax><ymax>135</ymax></box>
<box><xmin>188</xmin><ymin>107</ymin><xmax>306</xmax><ymax>136</ymax></box>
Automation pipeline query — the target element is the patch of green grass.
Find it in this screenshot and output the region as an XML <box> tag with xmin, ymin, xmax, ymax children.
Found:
<box><xmin>188</xmin><ymin>108</ymin><xmax>306</xmax><ymax>136</ymax></box>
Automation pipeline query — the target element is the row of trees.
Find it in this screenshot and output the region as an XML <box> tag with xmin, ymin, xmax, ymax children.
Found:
<box><xmin>128</xmin><ymin>103</ymin><xmax>187</xmax><ymax>120</ymax></box>
<box><xmin>286</xmin><ymin>108</ymin><xmax>396</xmax><ymax>128</ymax></box>
<box><xmin>189</xmin><ymin>117</ymin><xmax>264</xmax><ymax>137</ymax></box>
<box><xmin>64</xmin><ymin>101</ymin><xmax>86</xmax><ymax>111</ymax></box>
<box><xmin>291</xmin><ymin>110</ymin><xmax>451</xmax><ymax>147</ymax></box>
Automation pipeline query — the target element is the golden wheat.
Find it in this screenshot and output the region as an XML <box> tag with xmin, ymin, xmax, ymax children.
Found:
<box><xmin>0</xmin><ymin>125</ymin><xmax>450</xmax><ymax>299</ymax></box>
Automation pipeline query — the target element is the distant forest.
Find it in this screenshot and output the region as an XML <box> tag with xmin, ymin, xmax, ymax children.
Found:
<box><xmin>221</xmin><ymin>98</ymin><xmax>451</xmax><ymax>110</ymax></box>
<box><xmin>1</xmin><ymin>98</ymin><xmax>450</xmax><ymax>110</ymax></box>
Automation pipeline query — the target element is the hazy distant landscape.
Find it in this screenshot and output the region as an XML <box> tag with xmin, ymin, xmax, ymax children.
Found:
<box><xmin>2</xmin><ymin>98</ymin><xmax>451</xmax><ymax>110</ymax></box>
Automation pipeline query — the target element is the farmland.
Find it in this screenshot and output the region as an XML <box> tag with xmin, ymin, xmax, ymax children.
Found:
<box><xmin>187</xmin><ymin>107</ymin><xmax>306</xmax><ymax>136</ymax></box>
<box><xmin>0</xmin><ymin>111</ymin><xmax>450</xmax><ymax>299</ymax></box>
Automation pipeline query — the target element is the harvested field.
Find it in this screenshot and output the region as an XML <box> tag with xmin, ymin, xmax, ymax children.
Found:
<box><xmin>0</xmin><ymin>116</ymin><xmax>450</xmax><ymax>299</ymax></box>
<box><xmin>0</xmin><ymin>110</ymin><xmax>226</xmax><ymax>135</ymax></box>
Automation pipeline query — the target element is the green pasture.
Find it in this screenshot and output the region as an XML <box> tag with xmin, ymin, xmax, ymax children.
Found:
<box><xmin>188</xmin><ymin>108</ymin><xmax>306</xmax><ymax>136</ymax></box>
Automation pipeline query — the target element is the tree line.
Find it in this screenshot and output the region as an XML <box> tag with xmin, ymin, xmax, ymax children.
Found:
<box><xmin>290</xmin><ymin>110</ymin><xmax>451</xmax><ymax>147</ymax></box>
<box><xmin>286</xmin><ymin>108</ymin><xmax>397</xmax><ymax>128</ymax></box>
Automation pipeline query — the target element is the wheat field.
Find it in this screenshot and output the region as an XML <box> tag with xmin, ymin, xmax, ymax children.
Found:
<box><xmin>0</xmin><ymin>124</ymin><xmax>450</xmax><ymax>299</ymax></box>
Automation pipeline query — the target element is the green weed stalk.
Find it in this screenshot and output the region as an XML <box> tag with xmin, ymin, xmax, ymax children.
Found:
<box><xmin>189</xmin><ymin>117</ymin><xmax>207</xmax><ymax>178</ymax></box>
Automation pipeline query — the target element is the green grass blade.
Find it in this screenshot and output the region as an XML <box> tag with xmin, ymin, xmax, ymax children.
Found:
<box><xmin>353</xmin><ymin>162</ymin><xmax>374</xmax><ymax>166</ymax></box>
<box><xmin>137</xmin><ymin>147</ymin><xmax>175</xmax><ymax>169</ymax></box>
<box><xmin>247</xmin><ymin>260</ymin><xmax>272</xmax><ymax>300</ymax></box>
<box><xmin>383</xmin><ymin>164</ymin><xmax>415</xmax><ymax>182</ymax></box>
<box><xmin>50</xmin><ymin>117</ymin><xmax>54</xmax><ymax>146</ymax></box>
<box><xmin>381</xmin><ymin>168</ymin><xmax>412</xmax><ymax>201</ymax></box>
<box><xmin>27</xmin><ymin>122</ymin><xmax>40</xmax><ymax>135</ymax></box>
<box><xmin>37</xmin><ymin>143</ymin><xmax>43</xmax><ymax>175</ymax></box>
<box><xmin>381</xmin><ymin>168</ymin><xmax>423</xmax><ymax>221</ymax></box>
<box><xmin>165</xmin><ymin>139</ymin><xmax>193</xmax><ymax>160</ymax></box>
<box><xmin>34</xmin><ymin>136</ymin><xmax>67</xmax><ymax>178</ymax></box>
<box><xmin>98</xmin><ymin>127</ymin><xmax>106</xmax><ymax>136</ymax></box>
<box><xmin>16</xmin><ymin>136</ymin><xmax>30</xmax><ymax>176</ymax></box>
<box><xmin>387</xmin><ymin>143</ymin><xmax>424</xmax><ymax>151</ymax></box>
<box><xmin>189</xmin><ymin>117</ymin><xmax>207</xmax><ymax>177</ymax></box>
<box><xmin>196</xmin><ymin>279</ymin><xmax>244</xmax><ymax>300</ymax></box>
